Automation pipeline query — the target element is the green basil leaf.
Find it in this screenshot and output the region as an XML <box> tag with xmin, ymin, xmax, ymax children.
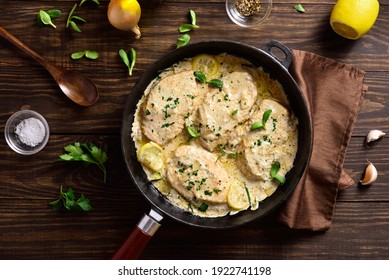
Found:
<box><xmin>176</xmin><ymin>34</ymin><xmax>190</xmax><ymax>48</ymax></box>
<box><xmin>190</xmin><ymin>10</ymin><xmax>197</xmax><ymax>26</ymax></box>
<box><xmin>262</xmin><ymin>109</ymin><xmax>272</xmax><ymax>128</ymax></box>
<box><xmin>129</xmin><ymin>48</ymin><xmax>136</xmax><ymax>76</ymax></box>
<box><xmin>270</xmin><ymin>161</ymin><xmax>285</xmax><ymax>184</ymax></box>
<box><xmin>119</xmin><ymin>49</ymin><xmax>130</xmax><ymax>68</ymax></box>
<box><xmin>274</xmin><ymin>174</ymin><xmax>286</xmax><ymax>185</ymax></box>
<box><xmin>178</xmin><ymin>23</ymin><xmax>196</xmax><ymax>33</ymax></box>
<box><xmin>39</xmin><ymin>10</ymin><xmax>56</xmax><ymax>28</ymax></box>
<box><xmin>208</xmin><ymin>79</ymin><xmax>223</xmax><ymax>88</ymax></box>
<box><xmin>250</xmin><ymin>121</ymin><xmax>263</xmax><ymax>131</ymax></box>
<box><xmin>46</xmin><ymin>9</ymin><xmax>62</xmax><ymax>19</ymax></box>
<box><xmin>70</xmin><ymin>20</ymin><xmax>81</xmax><ymax>32</ymax></box>
<box><xmin>187</xmin><ymin>126</ymin><xmax>200</xmax><ymax>138</ymax></box>
<box><xmin>232</xmin><ymin>109</ymin><xmax>238</xmax><ymax>116</ymax></box>
<box><xmin>294</xmin><ymin>4</ymin><xmax>305</xmax><ymax>13</ymax></box>
<box><xmin>85</xmin><ymin>50</ymin><xmax>99</xmax><ymax>59</ymax></box>
<box><xmin>270</xmin><ymin>161</ymin><xmax>281</xmax><ymax>178</ymax></box>
<box><xmin>194</xmin><ymin>71</ymin><xmax>207</xmax><ymax>83</ymax></box>
<box><xmin>71</xmin><ymin>15</ymin><xmax>87</xmax><ymax>23</ymax></box>
<box><xmin>71</xmin><ymin>51</ymin><xmax>86</xmax><ymax>60</ymax></box>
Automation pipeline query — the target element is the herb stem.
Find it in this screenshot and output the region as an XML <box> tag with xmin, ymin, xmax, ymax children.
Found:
<box><xmin>66</xmin><ymin>4</ymin><xmax>78</xmax><ymax>28</ymax></box>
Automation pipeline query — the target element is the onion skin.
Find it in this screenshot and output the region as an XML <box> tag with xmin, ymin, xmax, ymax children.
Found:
<box><xmin>108</xmin><ymin>0</ymin><xmax>141</xmax><ymax>39</ymax></box>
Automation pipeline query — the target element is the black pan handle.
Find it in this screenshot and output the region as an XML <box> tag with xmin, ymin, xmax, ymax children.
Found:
<box><xmin>261</xmin><ymin>40</ymin><xmax>293</xmax><ymax>70</ymax></box>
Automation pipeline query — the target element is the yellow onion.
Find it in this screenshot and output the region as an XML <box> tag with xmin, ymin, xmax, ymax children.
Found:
<box><xmin>107</xmin><ymin>0</ymin><xmax>141</xmax><ymax>39</ymax></box>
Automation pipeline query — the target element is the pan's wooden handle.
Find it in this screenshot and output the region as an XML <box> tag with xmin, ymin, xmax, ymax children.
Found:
<box><xmin>112</xmin><ymin>213</ymin><xmax>161</xmax><ymax>260</ymax></box>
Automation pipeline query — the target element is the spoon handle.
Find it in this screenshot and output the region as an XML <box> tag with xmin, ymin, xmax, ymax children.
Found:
<box><xmin>0</xmin><ymin>26</ymin><xmax>61</xmax><ymax>78</ymax></box>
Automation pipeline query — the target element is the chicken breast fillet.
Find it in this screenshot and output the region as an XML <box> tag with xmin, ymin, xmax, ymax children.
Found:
<box><xmin>195</xmin><ymin>71</ymin><xmax>257</xmax><ymax>152</ymax></box>
<box><xmin>166</xmin><ymin>145</ymin><xmax>230</xmax><ymax>204</ymax></box>
<box><xmin>141</xmin><ymin>70</ymin><xmax>202</xmax><ymax>145</ymax></box>
<box><xmin>238</xmin><ymin>99</ymin><xmax>297</xmax><ymax>181</ymax></box>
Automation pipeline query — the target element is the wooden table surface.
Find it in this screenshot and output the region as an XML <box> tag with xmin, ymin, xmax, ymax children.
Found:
<box><xmin>0</xmin><ymin>0</ymin><xmax>388</xmax><ymax>260</ymax></box>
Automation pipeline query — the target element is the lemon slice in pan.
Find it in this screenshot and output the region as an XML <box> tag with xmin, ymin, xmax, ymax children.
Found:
<box><xmin>227</xmin><ymin>180</ymin><xmax>250</xmax><ymax>210</ymax></box>
<box><xmin>137</xmin><ymin>141</ymin><xmax>164</xmax><ymax>172</ymax></box>
<box><xmin>192</xmin><ymin>54</ymin><xmax>219</xmax><ymax>77</ymax></box>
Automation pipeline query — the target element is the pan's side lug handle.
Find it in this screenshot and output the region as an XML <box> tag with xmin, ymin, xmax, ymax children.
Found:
<box><xmin>112</xmin><ymin>210</ymin><xmax>162</xmax><ymax>260</ymax></box>
<box><xmin>260</xmin><ymin>40</ymin><xmax>293</xmax><ymax>70</ymax></box>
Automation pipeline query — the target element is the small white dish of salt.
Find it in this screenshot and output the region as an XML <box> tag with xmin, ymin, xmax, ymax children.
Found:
<box><xmin>4</xmin><ymin>110</ymin><xmax>50</xmax><ymax>155</ymax></box>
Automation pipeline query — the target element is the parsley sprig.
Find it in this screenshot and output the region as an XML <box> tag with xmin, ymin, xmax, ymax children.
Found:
<box><xmin>59</xmin><ymin>142</ymin><xmax>108</xmax><ymax>183</ymax></box>
<box><xmin>50</xmin><ymin>185</ymin><xmax>92</xmax><ymax>212</ymax></box>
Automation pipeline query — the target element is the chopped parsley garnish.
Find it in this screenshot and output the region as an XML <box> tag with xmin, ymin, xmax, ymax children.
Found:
<box><xmin>204</xmin><ymin>190</ymin><xmax>212</xmax><ymax>196</ymax></box>
<box><xmin>198</xmin><ymin>203</ymin><xmax>208</xmax><ymax>212</ymax></box>
<box><xmin>161</xmin><ymin>122</ymin><xmax>175</xmax><ymax>128</ymax></box>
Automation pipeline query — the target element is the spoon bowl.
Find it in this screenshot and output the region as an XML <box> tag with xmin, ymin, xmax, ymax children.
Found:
<box><xmin>0</xmin><ymin>26</ymin><xmax>99</xmax><ymax>106</ymax></box>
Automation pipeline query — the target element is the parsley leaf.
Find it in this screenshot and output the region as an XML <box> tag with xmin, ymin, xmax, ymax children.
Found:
<box><xmin>50</xmin><ymin>185</ymin><xmax>92</xmax><ymax>212</ymax></box>
<box><xmin>198</xmin><ymin>203</ymin><xmax>208</xmax><ymax>212</ymax></box>
<box><xmin>59</xmin><ymin>142</ymin><xmax>108</xmax><ymax>183</ymax></box>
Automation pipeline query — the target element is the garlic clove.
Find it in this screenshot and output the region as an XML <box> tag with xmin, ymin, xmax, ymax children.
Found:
<box><xmin>365</xmin><ymin>130</ymin><xmax>385</xmax><ymax>144</ymax></box>
<box><xmin>360</xmin><ymin>161</ymin><xmax>378</xmax><ymax>185</ymax></box>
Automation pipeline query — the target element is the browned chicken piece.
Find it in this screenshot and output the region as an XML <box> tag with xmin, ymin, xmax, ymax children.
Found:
<box><xmin>195</xmin><ymin>70</ymin><xmax>257</xmax><ymax>152</ymax></box>
<box><xmin>166</xmin><ymin>145</ymin><xmax>230</xmax><ymax>204</ymax></box>
<box><xmin>141</xmin><ymin>70</ymin><xmax>202</xmax><ymax>145</ymax></box>
<box><xmin>238</xmin><ymin>99</ymin><xmax>297</xmax><ymax>181</ymax></box>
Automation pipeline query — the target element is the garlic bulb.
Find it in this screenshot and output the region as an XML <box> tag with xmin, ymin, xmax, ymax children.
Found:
<box><xmin>365</xmin><ymin>130</ymin><xmax>385</xmax><ymax>144</ymax></box>
<box><xmin>360</xmin><ymin>161</ymin><xmax>378</xmax><ymax>185</ymax></box>
<box><xmin>108</xmin><ymin>0</ymin><xmax>141</xmax><ymax>39</ymax></box>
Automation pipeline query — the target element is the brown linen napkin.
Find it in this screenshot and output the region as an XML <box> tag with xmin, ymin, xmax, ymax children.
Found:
<box><xmin>277</xmin><ymin>50</ymin><xmax>368</xmax><ymax>231</ymax></box>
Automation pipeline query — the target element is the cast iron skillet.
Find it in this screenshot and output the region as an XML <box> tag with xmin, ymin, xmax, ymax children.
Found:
<box><xmin>113</xmin><ymin>40</ymin><xmax>312</xmax><ymax>259</ymax></box>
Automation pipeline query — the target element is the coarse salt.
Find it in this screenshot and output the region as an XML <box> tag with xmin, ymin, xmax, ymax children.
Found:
<box><xmin>15</xmin><ymin>117</ymin><xmax>46</xmax><ymax>147</ymax></box>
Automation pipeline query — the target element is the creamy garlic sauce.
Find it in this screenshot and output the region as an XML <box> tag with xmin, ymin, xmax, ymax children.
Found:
<box><xmin>132</xmin><ymin>53</ymin><xmax>298</xmax><ymax>217</ymax></box>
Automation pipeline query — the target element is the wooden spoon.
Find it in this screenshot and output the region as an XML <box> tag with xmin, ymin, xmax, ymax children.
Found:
<box><xmin>0</xmin><ymin>26</ymin><xmax>99</xmax><ymax>106</ymax></box>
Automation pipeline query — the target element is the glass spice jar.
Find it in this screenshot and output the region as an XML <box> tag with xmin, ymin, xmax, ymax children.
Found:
<box><xmin>225</xmin><ymin>0</ymin><xmax>272</xmax><ymax>28</ymax></box>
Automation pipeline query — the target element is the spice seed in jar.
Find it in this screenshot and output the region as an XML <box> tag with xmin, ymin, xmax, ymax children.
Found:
<box><xmin>15</xmin><ymin>117</ymin><xmax>46</xmax><ymax>147</ymax></box>
<box><xmin>235</xmin><ymin>0</ymin><xmax>262</xmax><ymax>17</ymax></box>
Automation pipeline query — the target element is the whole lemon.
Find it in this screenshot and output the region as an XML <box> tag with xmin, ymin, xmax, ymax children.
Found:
<box><xmin>330</xmin><ymin>0</ymin><xmax>380</xmax><ymax>40</ymax></box>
